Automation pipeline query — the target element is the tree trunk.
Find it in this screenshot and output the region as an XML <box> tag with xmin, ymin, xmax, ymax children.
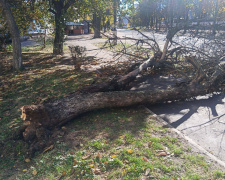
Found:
<box><xmin>0</xmin><ymin>0</ymin><xmax>22</xmax><ymax>70</ymax></box>
<box><xmin>21</xmin><ymin>81</ymin><xmax>220</xmax><ymax>142</ymax></box>
<box><xmin>93</xmin><ymin>13</ymin><xmax>101</xmax><ymax>38</ymax></box>
<box><xmin>112</xmin><ymin>0</ymin><xmax>117</xmax><ymax>45</ymax></box>
<box><xmin>102</xmin><ymin>15</ymin><xmax>105</xmax><ymax>33</ymax></box>
<box><xmin>117</xmin><ymin>54</ymin><xmax>157</xmax><ymax>87</ymax></box>
<box><xmin>53</xmin><ymin>11</ymin><xmax>64</xmax><ymax>55</ymax></box>
<box><xmin>156</xmin><ymin>17</ymin><xmax>158</xmax><ymax>31</ymax></box>
<box><xmin>212</xmin><ymin>0</ymin><xmax>218</xmax><ymax>35</ymax></box>
<box><xmin>150</xmin><ymin>16</ymin><xmax>153</xmax><ymax>29</ymax></box>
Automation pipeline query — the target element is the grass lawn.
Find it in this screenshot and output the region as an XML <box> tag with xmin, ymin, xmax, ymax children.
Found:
<box><xmin>0</xmin><ymin>42</ymin><xmax>224</xmax><ymax>179</ymax></box>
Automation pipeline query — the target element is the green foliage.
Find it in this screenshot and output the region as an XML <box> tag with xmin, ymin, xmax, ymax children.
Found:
<box><xmin>0</xmin><ymin>0</ymin><xmax>52</xmax><ymax>35</ymax></box>
<box><xmin>107</xmin><ymin>158</ymin><xmax>123</xmax><ymax>169</ymax></box>
<box><xmin>123</xmin><ymin>0</ymin><xmax>225</xmax><ymax>29</ymax></box>
<box><xmin>213</xmin><ymin>170</ymin><xmax>224</xmax><ymax>179</ymax></box>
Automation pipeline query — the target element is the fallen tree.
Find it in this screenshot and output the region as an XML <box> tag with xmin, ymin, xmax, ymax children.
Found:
<box><xmin>21</xmin><ymin>78</ymin><xmax>224</xmax><ymax>142</ymax></box>
<box><xmin>19</xmin><ymin>22</ymin><xmax>225</xmax><ymax>155</ymax></box>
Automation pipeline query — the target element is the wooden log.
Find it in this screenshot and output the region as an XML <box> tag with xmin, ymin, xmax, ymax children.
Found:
<box><xmin>21</xmin><ymin>84</ymin><xmax>211</xmax><ymax>141</ymax></box>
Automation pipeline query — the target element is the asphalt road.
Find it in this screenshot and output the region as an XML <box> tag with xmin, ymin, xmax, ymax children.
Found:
<box><xmin>116</xmin><ymin>29</ymin><xmax>210</xmax><ymax>52</ymax></box>
<box><xmin>117</xmin><ymin>29</ymin><xmax>167</xmax><ymax>49</ymax></box>
<box><xmin>148</xmin><ymin>93</ymin><xmax>225</xmax><ymax>162</ymax></box>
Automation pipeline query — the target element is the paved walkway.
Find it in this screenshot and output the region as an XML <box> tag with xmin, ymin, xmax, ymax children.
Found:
<box><xmin>148</xmin><ymin>93</ymin><xmax>225</xmax><ymax>162</ymax></box>
<box><xmin>64</xmin><ymin>34</ymin><xmax>129</xmax><ymax>71</ymax></box>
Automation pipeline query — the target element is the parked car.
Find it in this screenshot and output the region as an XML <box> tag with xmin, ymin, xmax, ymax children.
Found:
<box><xmin>27</xmin><ymin>28</ymin><xmax>45</xmax><ymax>35</ymax></box>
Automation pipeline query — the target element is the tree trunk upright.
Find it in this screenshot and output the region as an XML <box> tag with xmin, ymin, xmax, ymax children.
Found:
<box><xmin>112</xmin><ymin>0</ymin><xmax>118</xmax><ymax>45</ymax></box>
<box><xmin>0</xmin><ymin>0</ymin><xmax>22</xmax><ymax>70</ymax></box>
<box><xmin>212</xmin><ymin>0</ymin><xmax>218</xmax><ymax>35</ymax></box>
<box><xmin>50</xmin><ymin>0</ymin><xmax>76</xmax><ymax>55</ymax></box>
<box><xmin>53</xmin><ymin>11</ymin><xmax>65</xmax><ymax>55</ymax></box>
<box><xmin>93</xmin><ymin>13</ymin><xmax>101</xmax><ymax>38</ymax></box>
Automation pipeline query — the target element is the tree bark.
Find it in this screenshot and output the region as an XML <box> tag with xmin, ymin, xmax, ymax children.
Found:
<box><xmin>0</xmin><ymin>0</ymin><xmax>22</xmax><ymax>70</ymax></box>
<box><xmin>117</xmin><ymin>54</ymin><xmax>157</xmax><ymax>87</ymax></box>
<box><xmin>212</xmin><ymin>0</ymin><xmax>218</xmax><ymax>35</ymax></box>
<box><xmin>53</xmin><ymin>11</ymin><xmax>65</xmax><ymax>55</ymax></box>
<box><xmin>50</xmin><ymin>0</ymin><xmax>75</xmax><ymax>55</ymax></box>
<box><xmin>93</xmin><ymin>13</ymin><xmax>101</xmax><ymax>38</ymax></box>
<box><xmin>21</xmin><ymin>81</ymin><xmax>220</xmax><ymax>142</ymax></box>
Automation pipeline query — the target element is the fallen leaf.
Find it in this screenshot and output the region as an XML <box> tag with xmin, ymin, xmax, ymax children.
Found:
<box><xmin>62</xmin><ymin>171</ymin><xmax>66</xmax><ymax>176</ymax></box>
<box><xmin>124</xmin><ymin>160</ymin><xmax>129</xmax><ymax>164</ymax></box>
<box><xmin>145</xmin><ymin>168</ymin><xmax>150</xmax><ymax>176</ymax></box>
<box><xmin>88</xmin><ymin>164</ymin><xmax>94</xmax><ymax>168</ymax></box>
<box><xmin>24</xmin><ymin>158</ymin><xmax>31</xmax><ymax>163</ymax></box>
<box><xmin>97</xmin><ymin>152</ymin><xmax>101</xmax><ymax>159</ymax></box>
<box><xmin>148</xmin><ymin>141</ymin><xmax>152</xmax><ymax>147</ymax></box>
<box><xmin>82</xmin><ymin>155</ymin><xmax>91</xmax><ymax>160</ymax></box>
<box><xmin>122</xmin><ymin>169</ymin><xmax>126</xmax><ymax>176</ymax></box>
<box><xmin>4</xmin><ymin>85</ymin><xmax>8</xmax><ymax>89</ymax></box>
<box><xmin>94</xmin><ymin>168</ymin><xmax>101</xmax><ymax>175</ymax></box>
<box><xmin>111</xmin><ymin>155</ymin><xmax>117</xmax><ymax>159</ymax></box>
<box><xmin>156</xmin><ymin>152</ymin><xmax>167</xmax><ymax>157</ymax></box>
<box><xmin>127</xmin><ymin>149</ymin><xmax>133</xmax><ymax>154</ymax></box>
<box><xmin>73</xmin><ymin>159</ymin><xmax>77</xmax><ymax>166</ymax></box>
<box><xmin>142</xmin><ymin>157</ymin><xmax>148</xmax><ymax>162</ymax></box>
<box><xmin>32</xmin><ymin>170</ymin><xmax>37</xmax><ymax>176</ymax></box>
<box><xmin>43</xmin><ymin>145</ymin><xmax>54</xmax><ymax>153</ymax></box>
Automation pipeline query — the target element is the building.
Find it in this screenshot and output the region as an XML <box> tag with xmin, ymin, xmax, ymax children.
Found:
<box><xmin>65</xmin><ymin>22</ymin><xmax>84</xmax><ymax>35</ymax></box>
<box><xmin>80</xmin><ymin>20</ymin><xmax>91</xmax><ymax>34</ymax></box>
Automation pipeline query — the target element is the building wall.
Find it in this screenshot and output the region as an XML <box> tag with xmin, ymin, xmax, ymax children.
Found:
<box><xmin>65</xmin><ymin>25</ymin><xmax>84</xmax><ymax>35</ymax></box>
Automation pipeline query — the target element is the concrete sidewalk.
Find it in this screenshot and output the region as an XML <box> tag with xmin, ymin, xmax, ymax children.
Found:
<box><xmin>148</xmin><ymin>93</ymin><xmax>225</xmax><ymax>163</ymax></box>
<box><xmin>64</xmin><ymin>34</ymin><xmax>129</xmax><ymax>71</ymax></box>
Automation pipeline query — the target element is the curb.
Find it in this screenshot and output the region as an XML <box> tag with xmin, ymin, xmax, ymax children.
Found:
<box><xmin>144</xmin><ymin>106</ymin><xmax>225</xmax><ymax>170</ymax></box>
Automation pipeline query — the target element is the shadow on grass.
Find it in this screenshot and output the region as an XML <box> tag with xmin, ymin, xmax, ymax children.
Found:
<box><xmin>62</xmin><ymin>106</ymin><xmax>149</xmax><ymax>149</ymax></box>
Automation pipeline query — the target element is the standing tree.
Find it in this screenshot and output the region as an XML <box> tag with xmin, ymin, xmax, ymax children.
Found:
<box><xmin>93</xmin><ymin>11</ymin><xmax>102</xmax><ymax>38</ymax></box>
<box><xmin>75</xmin><ymin>0</ymin><xmax>111</xmax><ymax>39</ymax></box>
<box><xmin>48</xmin><ymin>0</ymin><xmax>76</xmax><ymax>55</ymax></box>
<box><xmin>88</xmin><ymin>0</ymin><xmax>108</xmax><ymax>38</ymax></box>
<box><xmin>0</xmin><ymin>0</ymin><xmax>22</xmax><ymax>70</ymax></box>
